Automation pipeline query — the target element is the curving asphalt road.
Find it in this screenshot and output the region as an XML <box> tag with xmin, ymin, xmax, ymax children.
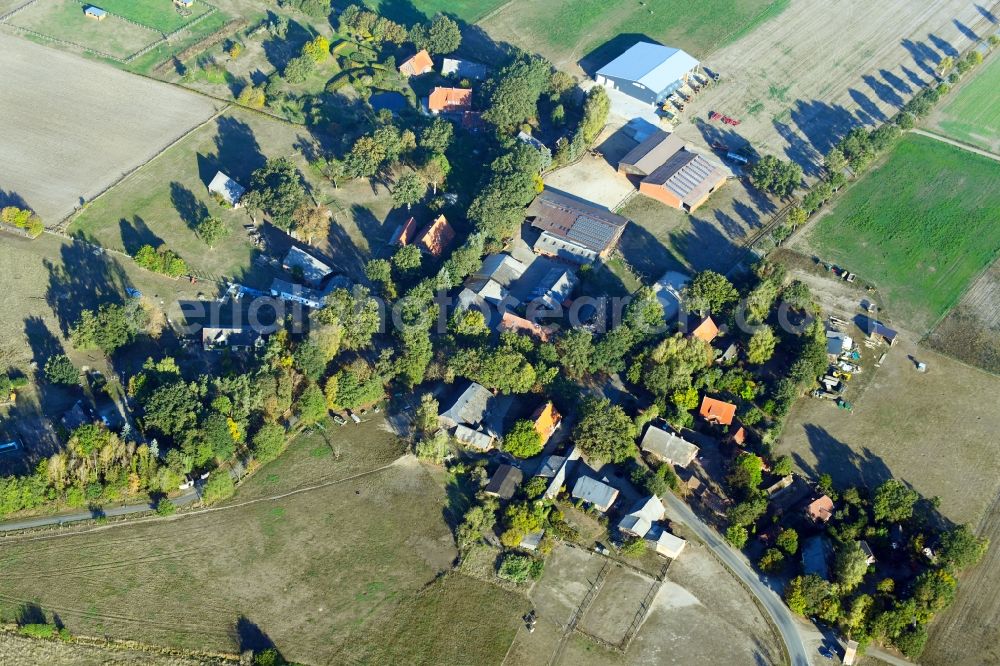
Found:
<box><xmin>662</xmin><ymin>491</ymin><xmax>811</xmax><ymax>666</ymax></box>
<box><xmin>0</xmin><ymin>488</ymin><xmax>200</xmax><ymax>532</ymax></box>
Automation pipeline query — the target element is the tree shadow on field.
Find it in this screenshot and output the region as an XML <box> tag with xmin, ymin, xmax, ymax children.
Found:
<box><xmin>170</xmin><ymin>182</ymin><xmax>210</xmax><ymax>232</ymax></box>
<box><xmin>0</xmin><ymin>188</ymin><xmax>30</xmax><ymax>210</ymax></box>
<box><xmin>976</xmin><ymin>4</ymin><xmax>998</xmax><ymax>23</ymax></box>
<box><xmin>928</xmin><ymin>33</ymin><xmax>958</xmax><ymax>59</ymax></box>
<box><xmin>901</xmin><ymin>39</ymin><xmax>942</xmax><ymax>78</ymax></box>
<box><xmin>788</xmin><ymin>99</ymin><xmax>859</xmax><ymax>160</ymax></box>
<box><xmin>794</xmin><ymin>423</ymin><xmax>893</xmax><ymax>491</ymax></box>
<box><xmin>200</xmin><ymin>116</ymin><xmax>266</xmax><ymax>187</ymax></box>
<box><xmin>848</xmin><ymin>88</ymin><xmax>886</xmax><ymax>125</ymax></box>
<box><xmin>772</xmin><ymin>119</ymin><xmax>821</xmax><ymax>177</ymax></box>
<box><xmin>119</xmin><ymin>216</ymin><xmax>163</xmax><ymax>255</ymax></box>
<box><xmin>23</xmin><ymin>316</ymin><xmax>64</xmax><ymax>370</ymax></box>
<box><xmin>233</xmin><ymin>615</ymin><xmax>282</xmax><ymax>655</ymax></box>
<box><xmin>43</xmin><ymin>240</ymin><xmax>132</xmax><ymax>336</ymax></box>
<box><xmin>16</xmin><ymin>602</ymin><xmax>47</xmax><ymax>626</ymax></box>
<box><xmin>579</xmin><ymin>33</ymin><xmax>661</xmax><ymax>76</ymax></box>
<box><xmin>262</xmin><ymin>18</ymin><xmax>314</xmax><ymax>71</ymax></box>
<box><xmin>901</xmin><ymin>66</ymin><xmax>927</xmax><ymax>90</ymax></box>
<box><xmin>880</xmin><ymin>69</ymin><xmax>912</xmax><ymax>95</ymax></box>
<box><xmin>953</xmin><ymin>19</ymin><xmax>980</xmax><ymax>42</ymax></box>
<box><xmin>863</xmin><ymin>74</ymin><xmax>904</xmax><ymax>110</ymax></box>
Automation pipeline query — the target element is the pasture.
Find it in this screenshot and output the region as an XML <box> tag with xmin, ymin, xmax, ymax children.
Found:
<box><xmin>929</xmin><ymin>53</ymin><xmax>1000</xmax><ymax>154</ymax></box>
<box><xmin>89</xmin><ymin>0</ymin><xmax>212</xmax><ymax>33</ymax></box>
<box><xmin>363</xmin><ymin>0</ymin><xmax>503</xmax><ymax>24</ymax></box>
<box><xmin>8</xmin><ymin>0</ymin><xmax>161</xmax><ymax>60</ymax></box>
<box><xmin>0</xmin><ymin>32</ymin><xmax>219</xmax><ymax>223</ymax></box>
<box><xmin>0</xmin><ymin>421</ymin><xmax>525</xmax><ymax>664</ymax></box>
<box><xmin>68</xmin><ymin>106</ymin><xmax>393</xmax><ymax>281</ymax></box>
<box><xmin>797</xmin><ymin>134</ymin><xmax>1000</xmax><ymax>333</ymax></box>
<box><xmin>479</xmin><ymin>0</ymin><xmax>788</xmax><ymax>73</ymax></box>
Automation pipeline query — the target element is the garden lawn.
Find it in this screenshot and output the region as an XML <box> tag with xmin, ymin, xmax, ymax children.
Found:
<box><xmin>932</xmin><ymin>54</ymin><xmax>1000</xmax><ymax>153</ymax></box>
<box><xmin>479</xmin><ymin>0</ymin><xmax>788</xmax><ymax>70</ymax></box>
<box><xmin>805</xmin><ymin>134</ymin><xmax>1000</xmax><ymax>332</ymax></box>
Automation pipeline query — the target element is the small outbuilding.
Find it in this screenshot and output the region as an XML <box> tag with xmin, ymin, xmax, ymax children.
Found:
<box><xmin>174</xmin><ymin>0</ymin><xmax>194</xmax><ymax>7</ymax></box>
<box><xmin>530</xmin><ymin>401</ymin><xmax>562</xmax><ymax>443</ymax></box>
<box><xmin>84</xmin><ymin>5</ymin><xmax>107</xmax><ymax>19</ymax></box>
<box><xmin>208</xmin><ymin>171</ymin><xmax>245</xmax><ymax>208</ymax></box>
<box><xmin>646</xmin><ymin>524</ymin><xmax>687</xmax><ymax>558</ymax></box>
<box><xmin>283</xmin><ymin>246</ymin><xmax>334</xmax><ymax>287</ymax></box>
<box><xmin>202</xmin><ymin>326</ymin><xmax>261</xmax><ymax>351</ymax></box>
<box><xmin>441</xmin><ymin>57</ymin><xmax>488</xmax><ymax>80</ymax></box>
<box><xmin>485</xmin><ymin>464</ymin><xmax>524</xmax><ymax>499</ymax></box>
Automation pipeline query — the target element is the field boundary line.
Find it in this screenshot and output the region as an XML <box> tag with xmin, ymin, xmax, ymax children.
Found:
<box><xmin>0</xmin><ymin>456</ymin><xmax>409</xmax><ymax>543</ymax></box>
<box><xmin>58</xmin><ymin>103</ymin><xmax>229</xmax><ymax>231</ymax></box>
<box><xmin>0</xmin><ymin>0</ymin><xmax>38</xmax><ymax>22</ymax></box>
<box><xmin>909</xmin><ymin>128</ymin><xmax>1000</xmax><ymax>163</ymax></box>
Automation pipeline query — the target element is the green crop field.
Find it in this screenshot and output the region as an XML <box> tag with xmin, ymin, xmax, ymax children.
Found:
<box><xmin>88</xmin><ymin>0</ymin><xmax>212</xmax><ymax>33</ymax></box>
<box><xmin>9</xmin><ymin>0</ymin><xmax>161</xmax><ymax>59</ymax></box>
<box><xmin>804</xmin><ymin>134</ymin><xmax>1000</xmax><ymax>332</ymax></box>
<box><xmin>932</xmin><ymin>54</ymin><xmax>1000</xmax><ymax>153</ymax></box>
<box><xmin>479</xmin><ymin>0</ymin><xmax>788</xmax><ymax>70</ymax></box>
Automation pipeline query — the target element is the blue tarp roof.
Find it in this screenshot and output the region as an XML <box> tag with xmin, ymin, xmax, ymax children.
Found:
<box><xmin>597</xmin><ymin>42</ymin><xmax>699</xmax><ymax>93</ymax></box>
<box><xmin>85</xmin><ymin>6</ymin><xmax>107</xmax><ymax>15</ymax></box>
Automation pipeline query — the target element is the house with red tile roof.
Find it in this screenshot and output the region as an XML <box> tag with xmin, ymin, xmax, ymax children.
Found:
<box><xmin>399</xmin><ymin>49</ymin><xmax>433</xmax><ymax>77</ymax></box>
<box><xmin>690</xmin><ymin>315</ymin><xmax>719</xmax><ymax>343</ymax></box>
<box><xmin>416</xmin><ymin>214</ymin><xmax>455</xmax><ymax>256</ymax></box>
<box><xmin>428</xmin><ymin>87</ymin><xmax>472</xmax><ymax>114</ymax></box>
<box><xmin>805</xmin><ymin>495</ymin><xmax>835</xmax><ymax>523</ymax></box>
<box><xmin>391</xmin><ymin>216</ymin><xmax>418</xmax><ymax>246</ymax></box>
<box><xmin>498</xmin><ymin>311</ymin><xmax>554</xmax><ymax>342</ymax></box>
<box><xmin>699</xmin><ymin>396</ymin><xmax>736</xmax><ymax>426</ymax></box>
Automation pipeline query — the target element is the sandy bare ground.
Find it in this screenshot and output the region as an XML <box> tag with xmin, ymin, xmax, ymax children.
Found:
<box><xmin>675</xmin><ymin>0</ymin><xmax>996</xmax><ymax>173</ymax></box>
<box><xmin>924</xmin><ymin>255</ymin><xmax>1000</xmax><ymax>374</ymax></box>
<box><xmin>0</xmin><ymin>33</ymin><xmax>219</xmax><ymax>223</ymax></box>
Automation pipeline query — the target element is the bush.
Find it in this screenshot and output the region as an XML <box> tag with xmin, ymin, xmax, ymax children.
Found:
<box><xmin>726</xmin><ymin>524</ymin><xmax>749</xmax><ymax>549</ymax></box>
<box><xmin>251</xmin><ymin>422</ymin><xmax>287</xmax><ymax>464</ymax></box>
<box><xmin>498</xmin><ymin>554</ymin><xmax>542</xmax><ymax>583</ymax></box>
<box><xmin>133</xmin><ymin>245</ymin><xmax>187</xmax><ymax>277</ymax></box>
<box><xmin>415</xmin><ymin>430</ymin><xmax>450</xmax><ymax>464</ymax></box>
<box><xmin>201</xmin><ymin>472</ymin><xmax>235</xmax><ymax>505</ymax></box>
<box><xmin>44</xmin><ymin>354</ymin><xmax>78</xmax><ymax>385</ymax></box>
<box><xmin>156</xmin><ymin>498</ymin><xmax>176</xmax><ymax>516</ymax></box>
<box><xmin>0</xmin><ymin>206</ymin><xmax>44</xmax><ymax>237</ymax></box>
<box><xmin>620</xmin><ymin>536</ymin><xmax>647</xmax><ymax>557</ymax></box>
<box><xmin>502</xmin><ymin>419</ymin><xmax>543</xmax><ymax>458</ymax></box>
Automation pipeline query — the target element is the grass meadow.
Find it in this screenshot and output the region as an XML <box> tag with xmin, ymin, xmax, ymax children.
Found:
<box><xmin>93</xmin><ymin>0</ymin><xmax>212</xmax><ymax>32</ymax></box>
<box><xmin>931</xmin><ymin>54</ymin><xmax>1000</xmax><ymax>153</ymax></box>
<box><xmin>804</xmin><ymin>134</ymin><xmax>1000</xmax><ymax>332</ymax></box>
<box><xmin>9</xmin><ymin>0</ymin><xmax>161</xmax><ymax>59</ymax></box>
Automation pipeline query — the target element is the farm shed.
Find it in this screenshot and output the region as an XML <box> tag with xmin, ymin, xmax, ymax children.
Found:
<box><xmin>699</xmin><ymin>396</ymin><xmax>736</xmax><ymax>426</ymax></box>
<box><xmin>618</xmin><ymin>495</ymin><xmax>666</xmax><ymax>538</ymax></box>
<box><xmin>84</xmin><ymin>5</ymin><xmax>107</xmax><ymax>19</ymax></box>
<box><xmin>485</xmin><ymin>464</ymin><xmax>523</xmax><ymax>499</ymax></box>
<box><xmin>619</xmin><ymin>130</ymin><xmax>726</xmax><ymax>212</ymax></box>
<box><xmin>526</xmin><ymin>190</ymin><xmax>629</xmax><ymax>265</ymax></box>
<box><xmin>640</xmin><ymin>424</ymin><xmax>699</xmax><ymax>467</ymax></box>
<box><xmin>473</xmin><ymin>253</ymin><xmax>528</xmax><ymax>287</ymax></box>
<box><xmin>571</xmin><ymin>476</ymin><xmax>619</xmax><ymax>512</ymax></box>
<box><xmin>530</xmin><ymin>266</ymin><xmax>578</xmax><ymax>308</ymax></box>
<box><xmin>399</xmin><ymin>50</ymin><xmax>433</xmax><ymax>76</ymax></box>
<box><xmin>269</xmin><ymin>278</ymin><xmax>325</xmax><ymax>309</ymax></box>
<box><xmin>427</xmin><ymin>87</ymin><xmax>473</xmax><ymax>114</ymax></box>
<box><xmin>595</xmin><ymin>42</ymin><xmax>699</xmax><ymax>106</ymax></box>
<box><xmin>208</xmin><ymin>171</ymin><xmax>245</xmax><ymax>208</ymax></box>
<box><xmin>283</xmin><ymin>246</ymin><xmax>334</xmax><ymax>287</ymax></box>
<box><xmin>867</xmin><ymin>320</ymin><xmax>899</xmax><ymax>345</ymax></box>
<box><xmin>174</xmin><ymin>0</ymin><xmax>194</xmax><ymax>7</ymax></box>
<box><xmin>646</xmin><ymin>524</ymin><xmax>686</xmax><ymax>558</ymax></box>
<box><xmin>441</xmin><ymin>58</ymin><xmax>488</xmax><ymax>80</ymax></box>
<box><xmin>454</xmin><ymin>424</ymin><xmax>494</xmax><ymax>451</ymax></box>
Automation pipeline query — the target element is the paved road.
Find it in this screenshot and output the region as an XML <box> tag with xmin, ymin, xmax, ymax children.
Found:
<box><xmin>662</xmin><ymin>491</ymin><xmax>812</xmax><ymax>666</ymax></box>
<box><xmin>0</xmin><ymin>489</ymin><xmax>200</xmax><ymax>532</ymax></box>
<box><xmin>911</xmin><ymin>128</ymin><xmax>1000</xmax><ymax>162</ymax></box>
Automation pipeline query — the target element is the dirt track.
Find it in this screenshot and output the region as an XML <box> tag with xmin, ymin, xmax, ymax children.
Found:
<box><xmin>675</xmin><ymin>0</ymin><xmax>998</xmax><ymax>172</ymax></box>
<box><xmin>0</xmin><ymin>32</ymin><xmax>219</xmax><ymax>222</ymax></box>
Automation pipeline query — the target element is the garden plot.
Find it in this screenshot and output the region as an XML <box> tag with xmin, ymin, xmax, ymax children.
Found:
<box><xmin>7</xmin><ymin>0</ymin><xmax>161</xmax><ymax>60</ymax></box>
<box><xmin>925</xmin><ymin>256</ymin><xmax>1000</xmax><ymax>374</ymax></box>
<box><xmin>0</xmin><ymin>32</ymin><xmax>219</xmax><ymax>223</ymax></box>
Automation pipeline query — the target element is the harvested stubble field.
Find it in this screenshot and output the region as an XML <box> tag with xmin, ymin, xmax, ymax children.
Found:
<box><xmin>8</xmin><ymin>0</ymin><xmax>162</xmax><ymax>59</ymax></box>
<box><xmin>796</xmin><ymin>134</ymin><xmax>1000</xmax><ymax>334</ymax></box>
<box><xmin>928</xmin><ymin>52</ymin><xmax>1000</xmax><ymax>154</ymax></box>
<box><xmin>0</xmin><ymin>32</ymin><xmax>219</xmax><ymax>223</ymax></box>
<box><xmin>924</xmin><ymin>257</ymin><xmax>1000</xmax><ymax>373</ymax></box>
<box><xmin>69</xmin><ymin>106</ymin><xmax>393</xmax><ymax>281</ymax></box>
<box><xmin>0</xmin><ymin>424</ymin><xmax>525</xmax><ymax>664</ymax></box>
<box><xmin>0</xmin><ymin>630</ymin><xmax>234</xmax><ymax>666</ymax></box>
<box><xmin>675</xmin><ymin>0</ymin><xmax>990</xmax><ymax>169</ymax></box>
<box><xmin>479</xmin><ymin>0</ymin><xmax>789</xmax><ymax>74</ymax></box>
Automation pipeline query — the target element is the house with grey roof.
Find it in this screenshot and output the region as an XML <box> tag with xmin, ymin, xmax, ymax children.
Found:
<box><xmin>618</xmin><ymin>495</ymin><xmax>665</xmax><ymax>538</ymax></box>
<box><xmin>537</xmin><ymin>454</ymin><xmax>567</xmax><ymax>478</ymax></box>
<box><xmin>544</xmin><ymin>446</ymin><xmax>580</xmax><ymax>499</ymax></box>
<box><xmin>454</xmin><ymin>424</ymin><xmax>494</xmax><ymax>450</ymax></box>
<box><xmin>640</xmin><ymin>424</ymin><xmax>699</xmax><ymax>467</ymax></box>
<box><xmin>474</xmin><ymin>254</ymin><xmax>528</xmax><ymax>287</ymax></box>
<box><xmin>571</xmin><ymin>476</ymin><xmax>619</xmax><ymax>512</ymax></box>
<box><xmin>526</xmin><ymin>190</ymin><xmax>629</xmax><ymax>265</ymax></box>
<box><xmin>485</xmin><ymin>464</ymin><xmax>523</xmax><ymax>499</ymax></box>
<box><xmin>439</xmin><ymin>382</ymin><xmax>493</xmax><ymax>430</ymax></box>
<box><xmin>529</xmin><ymin>267</ymin><xmax>578</xmax><ymax>309</ymax></box>
<box><xmin>595</xmin><ymin>42</ymin><xmax>700</xmax><ymax>106</ymax></box>
<box><xmin>439</xmin><ymin>382</ymin><xmax>510</xmax><ymax>447</ymax></box>
<box><xmin>283</xmin><ymin>246</ymin><xmax>334</xmax><ymax>287</ymax></box>
<box><xmin>208</xmin><ymin>171</ymin><xmax>246</xmax><ymax>207</ymax></box>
